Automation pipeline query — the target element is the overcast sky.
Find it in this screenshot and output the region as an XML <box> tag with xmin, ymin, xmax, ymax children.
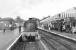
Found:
<box><xmin>0</xmin><ymin>0</ymin><xmax>76</xmax><ymax>20</ymax></box>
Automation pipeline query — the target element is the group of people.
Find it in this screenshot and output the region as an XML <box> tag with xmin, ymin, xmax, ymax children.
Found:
<box><xmin>43</xmin><ymin>22</ymin><xmax>76</xmax><ymax>35</ymax></box>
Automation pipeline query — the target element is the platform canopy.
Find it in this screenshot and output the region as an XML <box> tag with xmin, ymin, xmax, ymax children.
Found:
<box><xmin>40</xmin><ymin>16</ymin><xmax>56</xmax><ymax>24</ymax></box>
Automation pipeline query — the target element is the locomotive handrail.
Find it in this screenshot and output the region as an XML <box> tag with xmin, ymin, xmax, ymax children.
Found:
<box><xmin>38</xmin><ymin>27</ymin><xmax>76</xmax><ymax>42</ymax></box>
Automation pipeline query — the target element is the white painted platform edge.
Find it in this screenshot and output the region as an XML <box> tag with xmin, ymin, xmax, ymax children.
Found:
<box><xmin>6</xmin><ymin>32</ymin><xmax>23</xmax><ymax>50</ymax></box>
<box><xmin>38</xmin><ymin>27</ymin><xmax>76</xmax><ymax>41</ymax></box>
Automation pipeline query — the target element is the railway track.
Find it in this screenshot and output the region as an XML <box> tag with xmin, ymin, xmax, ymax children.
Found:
<box><xmin>39</xmin><ymin>30</ymin><xmax>76</xmax><ymax>50</ymax></box>
<box><xmin>9</xmin><ymin>37</ymin><xmax>41</xmax><ymax>50</ymax></box>
<box><xmin>7</xmin><ymin>29</ymin><xmax>76</xmax><ymax>50</ymax></box>
<box><xmin>42</xmin><ymin>35</ymin><xmax>72</xmax><ymax>50</ymax></box>
<box><xmin>7</xmin><ymin>29</ymin><xmax>47</xmax><ymax>50</ymax></box>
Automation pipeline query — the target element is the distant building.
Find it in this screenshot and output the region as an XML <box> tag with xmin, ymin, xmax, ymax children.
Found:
<box><xmin>0</xmin><ymin>18</ymin><xmax>15</xmax><ymax>30</ymax></box>
<box><xmin>54</xmin><ymin>7</ymin><xmax>76</xmax><ymax>19</ymax></box>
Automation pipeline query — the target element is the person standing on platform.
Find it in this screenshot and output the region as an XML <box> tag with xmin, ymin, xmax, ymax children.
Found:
<box><xmin>19</xmin><ymin>25</ymin><xmax>21</xmax><ymax>33</ymax></box>
<box><xmin>3</xmin><ymin>29</ymin><xmax>5</xmax><ymax>32</ymax></box>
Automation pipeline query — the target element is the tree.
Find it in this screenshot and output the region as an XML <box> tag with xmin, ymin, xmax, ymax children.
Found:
<box><xmin>16</xmin><ymin>16</ymin><xmax>24</xmax><ymax>23</ymax></box>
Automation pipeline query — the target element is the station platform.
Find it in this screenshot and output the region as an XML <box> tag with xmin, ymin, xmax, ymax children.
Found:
<box><xmin>38</xmin><ymin>27</ymin><xmax>76</xmax><ymax>41</ymax></box>
<box><xmin>0</xmin><ymin>29</ymin><xmax>20</xmax><ymax>50</ymax></box>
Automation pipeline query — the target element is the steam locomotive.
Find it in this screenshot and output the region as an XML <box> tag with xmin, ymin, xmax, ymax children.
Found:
<box><xmin>21</xmin><ymin>18</ymin><xmax>40</xmax><ymax>41</ymax></box>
